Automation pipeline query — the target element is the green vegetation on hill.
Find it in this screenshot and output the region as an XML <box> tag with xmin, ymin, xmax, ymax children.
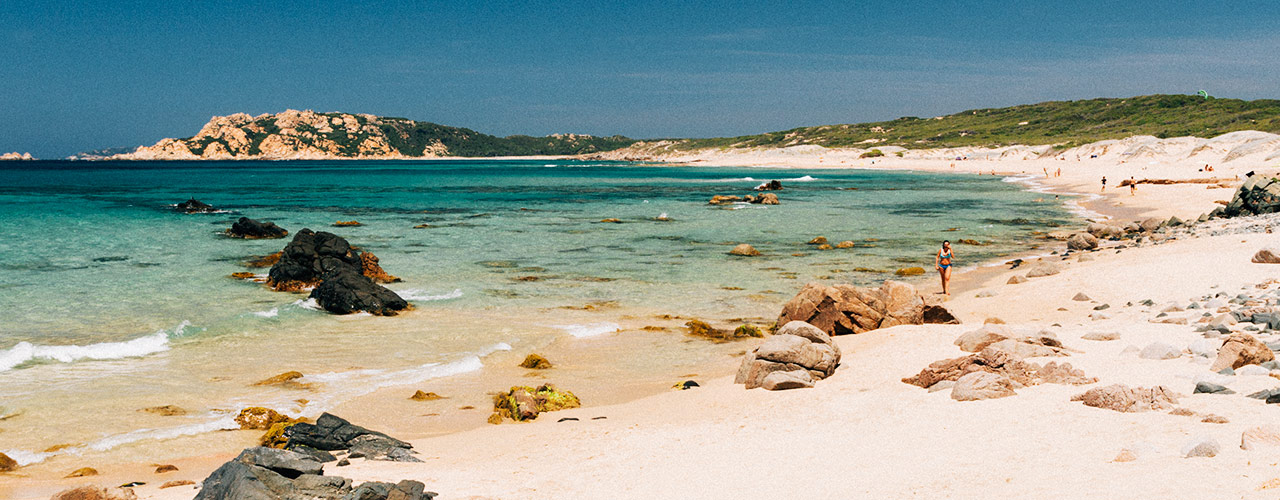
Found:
<box><xmin>676</xmin><ymin>94</ymin><xmax>1280</xmax><ymax>151</ymax></box>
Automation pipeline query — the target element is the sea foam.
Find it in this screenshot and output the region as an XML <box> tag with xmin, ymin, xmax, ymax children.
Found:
<box><xmin>395</xmin><ymin>288</ymin><xmax>463</xmax><ymax>302</ymax></box>
<box><xmin>553</xmin><ymin>322</ymin><xmax>620</xmax><ymax>338</ymax></box>
<box><xmin>0</xmin><ymin>323</ymin><xmax>186</xmax><ymax>372</ymax></box>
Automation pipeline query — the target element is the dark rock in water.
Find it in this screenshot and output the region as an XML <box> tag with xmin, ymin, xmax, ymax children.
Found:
<box><xmin>308</xmin><ymin>266</ymin><xmax>409</xmax><ymax>316</ymax></box>
<box><xmin>227</xmin><ymin>217</ymin><xmax>289</xmax><ymax>239</ymax></box>
<box><xmin>267</xmin><ymin>229</ymin><xmax>361</xmax><ymax>290</ymax></box>
<box><xmin>176</xmin><ymin>198</ymin><xmax>217</xmax><ymax>214</ymax></box>
<box><xmin>1222</xmin><ymin>176</ymin><xmax>1280</xmax><ymax>217</ymax></box>
<box><xmin>284</xmin><ymin>413</ymin><xmax>410</xmax><ymax>453</ymax></box>
<box><xmin>755</xmin><ymin>179</ymin><xmax>783</xmax><ymax>191</ymax></box>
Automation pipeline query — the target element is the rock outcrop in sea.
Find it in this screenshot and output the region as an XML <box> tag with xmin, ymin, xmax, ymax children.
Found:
<box><xmin>0</xmin><ymin>152</ymin><xmax>34</xmax><ymax>161</ymax></box>
<box><xmin>226</xmin><ymin>217</ymin><xmax>289</xmax><ymax>239</ymax></box>
<box><xmin>110</xmin><ymin>110</ymin><xmax>633</xmax><ymax>160</ymax></box>
<box><xmin>266</xmin><ymin>229</ymin><xmax>408</xmax><ymax>315</ymax></box>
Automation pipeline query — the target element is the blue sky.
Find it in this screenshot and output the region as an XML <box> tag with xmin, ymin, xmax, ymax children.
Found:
<box><xmin>3</xmin><ymin>0</ymin><xmax>1279</xmax><ymax>157</ymax></box>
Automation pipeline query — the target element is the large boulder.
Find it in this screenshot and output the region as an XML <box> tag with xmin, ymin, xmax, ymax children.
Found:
<box><xmin>1072</xmin><ymin>384</ymin><xmax>1178</xmax><ymax>412</ymax></box>
<box><xmin>1139</xmin><ymin>217</ymin><xmax>1164</xmax><ymax>232</ymax></box>
<box><xmin>267</xmin><ymin>229</ymin><xmax>408</xmax><ymax>315</ymax></box>
<box><xmin>1067</xmin><ymin>232</ymin><xmax>1098</xmax><ymax>250</ymax></box>
<box><xmin>1210</xmin><ymin>333</ymin><xmax>1275</xmax><ymax>372</ymax></box>
<box><xmin>735</xmin><ymin>321</ymin><xmax>841</xmax><ymax>390</ymax></box>
<box><xmin>778</xmin><ymin>281</ymin><xmax>954</xmax><ymax>335</ymax></box>
<box><xmin>1024</xmin><ymin>261</ymin><xmax>1060</xmax><ymax>278</ymax></box>
<box><xmin>1086</xmin><ymin>223</ymin><xmax>1125</xmax><ymax>239</ymax></box>
<box><xmin>1222</xmin><ymin>175</ymin><xmax>1280</xmax><ymax>217</ymax></box>
<box><xmin>227</xmin><ymin>217</ymin><xmax>288</xmax><ymax>239</ymax></box>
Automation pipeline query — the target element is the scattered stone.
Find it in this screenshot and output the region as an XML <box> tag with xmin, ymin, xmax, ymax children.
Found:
<box><xmin>1082</xmin><ymin>332</ymin><xmax>1120</xmax><ymax>341</ymax></box>
<box><xmin>1006</xmin><ymin>275</ymin><xmax>1028</xmax><ymax>284</ymax></box>
<box><xmin>1139</xmin><ymin>217</ymin><xmax>1164</xmax><ymax>232</ymax></box>
<box><xmin>598</xmin><ymin>218</ymin><xmax>622</xmax><ymax>223</ymax></box>
<box><xmin>1202</xmin><ymin>415</ymin><xmax>1230</xmax><ymax>424</ymax></box>
<box><xmin>336</xmin><ymin>458</ymin><xmax>351</xmax><ymax>467</ymax></box>
<box><xmin>904</xmin><ymin>347</ymin><xmax>1094</xmax><ymax>389</ymax></box>
<box><xmin>519</xmin><ymin>354</ymin><xmax>553</xmax><ymax>369</ymax></box>
<box><xmin>835</xmin><ymin>240</ymin><xmax>856</xmax><ymax>249</ymax></box>
<box><xmin>983</xmin><ymin>317</ymin><xmax>1006</xmax><ymax>325</ymax></box>
<box><xmin>1093</xmin><ymin>303</ymin><xmax>1110</xmax><ymax>311</ymax></box>
<box><xmin>409</xmin><ymin>390</ymin><xmax>444</xmax><ymax>401</ymax></box>
<box><xmin>1072</xmin><ymin>384</ymin><xmax>1178</xmax><ymax>412</ymax></box>
<box><xmin>160</xmin><ymin>480</ymin><xmax>195</xmax><ymax>489</ymax></box>
<box><xmin>333</xmin><ymin>220</ymin><xmax>361</xmax><ymax>226</ymax></box>
<box><xmin>229</xmin><ymin>272</ymin><xmax>257</xmax><ymax>279</ymax></box>
<box><xmin>1210</xmin><ymin>333</ymin><xmax>1276</xmax><ymax>372</ymax></box>
<box><xmin>1241</xmin><ymin>425</ymin><xmax>1280</xmax><ymax>450</ymax></box>
<box><xmin>950</xmin><ymin>371</ymin><xmax>1017</xmax><ymax>401</ymax></box>
<box><xmin>1194</xmin><ymin>381</ymin><xmax>1235</xmax><ymax>394</ymax></box>
<box><xmin>226</xmin><ymin>217</ymin><xmax>288</xmax><ymax>239</ymax></box>
<box><xmin>139</xmin><ymin>405</ymin><xmax>187</xmax><ymax>416</ymax></box>
<box><xmin>66</xmin><ymin>467</ymin><xmax>100</xmax><ymax>478</ymax></box>
<box><xmin>1113</xmin><ymin>449</ymin><xmax>1138</xmax><ymax>462</ymax></box>
<box><xmin>1024</xmin><ymin>261</ymin><xmax>1060</xmax><ymax>278</ymax></box>
<box><xmin>1183</xmin><ymin>438</ymin><xmax>1221</xmax><ymax>458</ymax></box>
<box><xmin>1254</xmin><ymin>248</ymin><xmax>1280</xmax><ymax>264</ymax></box>
<box><xmin>1169</xmin><ymin>407</ymin><xmax>1197</xmax><ymax>416</ymax></box>
<box><xmin>154</xmin><ymin>464</ymin><xmax>178</xmax><ymax>473</ymax></box>
<box><xmin>736</xmin><ymin>321</ymin><xmax>841</xmax><ymax>390</ymax></box>
<box><xmin>728</xmin><ymin>244</ymin><xmax>761</xmax><ymax>257</ymax></box>
<box><xmin>50</xmin><ymin>485</ymin><xmax>138</xmax><ymax>500</ymax></box>
<box><xmin>1067</xmin><ymin>232</ymin><xmax>1098</xmax><ymax>250</ymax></box>
<box><xmin>1072</xmin><ymin>293</ymin><xmax>1091</xmax><ymax>301</ymax></box>
<box><xmin>974</xmin><ymin>290</ymin><xmax>996</xmax><ymax>298</ymax></box>
<box><xmin>250</xmin><ymin>373</ymin><xmax>310</xmax><ymax>389</ymax></box>
<box><xmin>1139</xmin><ymin>342</ymin><xmax>1181</xmax><ymax>360</ymax></box>
<box><xmin>1238</xmin><ymin>365</ymin><xmax>1271</xmax><ymax>376</ymax></box>
<box><xmin>806</xmin><ymin>236</ymin><xmax>828</xmax><ymax>245</ymax></box>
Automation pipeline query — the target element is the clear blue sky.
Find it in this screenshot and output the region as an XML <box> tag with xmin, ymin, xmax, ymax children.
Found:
<box><xmin>3</xmin><ymin>0</ymin><xmax>1279</xmax><ymax>158</ymax></box>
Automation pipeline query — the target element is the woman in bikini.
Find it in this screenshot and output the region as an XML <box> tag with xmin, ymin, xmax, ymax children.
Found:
<box><xmin>935</xmin><ymin>240</ymin><xmax>954</xmax><ymax>296</ymax></box>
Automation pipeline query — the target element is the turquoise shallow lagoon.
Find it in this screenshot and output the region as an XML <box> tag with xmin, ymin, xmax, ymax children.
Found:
<box><xmin>0</xmin><ymin>160</ymin><xmax>1073</xmax><ymax>466</ymax></box>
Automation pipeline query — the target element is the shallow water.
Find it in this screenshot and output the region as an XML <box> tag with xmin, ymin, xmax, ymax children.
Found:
<box><xmin>0</xmin><ymin>160</ymin><xmax>1073</xmax><ymax>466</ymax></box>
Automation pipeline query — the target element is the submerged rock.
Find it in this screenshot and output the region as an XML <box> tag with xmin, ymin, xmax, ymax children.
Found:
<box><xmin>175</xmin><ymin>198</ymin><xmax>216</xmax><ymax>214</ymax></box>
<box><xmin>728</xmin><ymin>244</ymin><xmax>761</xmax><ymax>256</ymax></box>
<box><xmin>226</xmin><ymin>217</ymin><xmax>288</xmax><ymax>239</ymax></box>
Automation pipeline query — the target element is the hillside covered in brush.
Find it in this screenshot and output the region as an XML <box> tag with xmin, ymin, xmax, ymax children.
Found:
<box><xmin>675</xmin><ymin>94</ymin><xmax>1280</xmax><ymax>151</ymax></box>
<box><xmin>113</xmin><ymin>110</ymin><xmax>635</xmax><ymax>160</ymax></box>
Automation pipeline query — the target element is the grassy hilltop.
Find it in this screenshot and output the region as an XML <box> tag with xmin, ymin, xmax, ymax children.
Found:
<box><xmin>675</xmin><ymin>94</ymin><xmax>1280</xmax><ymax>151</ymax></box>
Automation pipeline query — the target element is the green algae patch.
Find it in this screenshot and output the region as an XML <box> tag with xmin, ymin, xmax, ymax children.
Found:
<box><xmin>490</xmin><ymin>384</ymin><xmax>581</xmax><ymax>423</ymax></box>
<box><xmin>686</xmin><ymin>320</ymin><xmax>765</xmax><ymax>342</ymax></box>
<box><xmin>895</xmin><ymin>267</ymin><xmax>926</xmax><ymax>276</ymax></box>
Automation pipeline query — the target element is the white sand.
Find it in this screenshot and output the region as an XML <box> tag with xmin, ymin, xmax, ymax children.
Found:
<box><xmin>12</xmin><ymin>135</ymin><xmax>1280</xmax><ymax>499</ymax></box>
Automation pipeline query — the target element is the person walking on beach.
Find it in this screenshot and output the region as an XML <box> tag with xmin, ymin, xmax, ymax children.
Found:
<box><xmin>935</xmin><ymin>240</ymin><xmax>954</xmax><ymax>296</ymax></box>
<box><xmin>1129</xmin><ymin>176</ymin><xmax>1136</xmax><ymax>196</ymax></box>
<box><xmin>1101</xmin><ymin>176</ymin><xmax>1107</xmax><ymax>192</ymax></box>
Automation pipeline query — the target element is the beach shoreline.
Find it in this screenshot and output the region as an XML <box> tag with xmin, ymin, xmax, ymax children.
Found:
<box><xmin>4</xmin><ymin>150</ymin><xmax>1277</xmax><ymax>499</ymax></box>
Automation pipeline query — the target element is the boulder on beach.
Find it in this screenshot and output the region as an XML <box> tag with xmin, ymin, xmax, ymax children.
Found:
<box><xmin>728</xmin><ymin>244</ymin><xmax>761</xmax><ymax>257</ymax></box>
<box><xmin>1072</xmin><ymin>384</ymin><xmax>1178</xmax><ymax>412</ymax></box>
<box><xmin>903</xmin><ymin>347</ymin><xmax>1095</xmax><ymax>390</ymax></box>
<box><xmin>1241</xmin><ymin>425</ymin><xmax>1280</xmax><ymax>450</ymax></box>
<box><xmin>735</xmin><ymin>321</ymin><xmax>841</xmax><ymax>390</ymax></box>
<box><xmin>1024</xmin><ymin>261</ymin><xmax>1060</xmax><ymax>278</ymax></box>
<box><xmin>283</xmin><ymin>413</ymin><xmax>416</xmax><ymax>462</ymax></box>
<box><xmin>1067</xmin><ymin>232</ymin><xmax>1098</xmax><ymax>250</ymax></box>
<box><xmin>226</xmin><ymin>217</ymin><xmax>289</xmax><ymax>239</ymax></box>
<box><xmin>1221</xmin><ymin>175</ymin><xmax>1280</xmax><ymax>217</ymax></box>
<box><xmin>1252</xmin><ymin>247</ymin><xmax>1280</xmax><ymax>264</ymax></box>
<box><xmin>1210</xmin><ymin>333</ymin><xmax>1275</xmax><ymax>372</ymax></box>
<box><xmin>951</xmin><ymin>371</ymin><xmax>1018</xmax><ymax>401</ymax></box>
<box><xmin>1086</xmin><ymin>223</ymin><xmax>1124</xmax><ymax>239</ymax></box>
<box><xmin>1139</xmin><ymin>217</ymin><xmax>1164</xmax><ymax>232</ymax></box>
<box><xmin>195</xmin><ymin>445</ymin><xmax>434</xmax><ymax>500</ymax></box>
<box><xmin>778</xmin><ymin>280</ymin><xmax>957</xmax><ymax>335</ymax></box>
<box><xmin>1006</xmin><ymin>275</ymin><xmax>1027</xmax><ymax>284</ymax></box>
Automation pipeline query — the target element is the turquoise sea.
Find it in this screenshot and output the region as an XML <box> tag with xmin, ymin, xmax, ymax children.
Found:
<box><xmin>0</xmin><ymin>160</ymin><xmax>1073</xmax><ymax>468</ymax></box>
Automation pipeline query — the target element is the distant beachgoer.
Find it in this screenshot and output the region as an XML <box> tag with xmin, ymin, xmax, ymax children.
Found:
<box><xmin>935</xmin><ymin>240</ymin><xmax>954</xmax><ymax>296</ymax></box>
<box><xmin>1043</xmin><ymin>167</ymin><xmax>1049</xmax><ymax>178</ymax></box>
<box><xmin>1129</xmin><ymin>177</ymin><xmax>1136</xmax><ymax>196</ymax></box>
<box><xmin>1101</xmin><ymin>176</ymin><xmax>1107</xmax><ymax>192</ymax></box>
<box><xmin>1056</xmin><ymin>167</ymin><xmax>1061</xmax><ymax>177</ymax></box>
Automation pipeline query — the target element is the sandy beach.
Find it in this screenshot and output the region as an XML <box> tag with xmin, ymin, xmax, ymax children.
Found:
<box><xmin>8</xmin><ymin>141</ymin><xmax>1280</xmax><ymax>500</ymax></box>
